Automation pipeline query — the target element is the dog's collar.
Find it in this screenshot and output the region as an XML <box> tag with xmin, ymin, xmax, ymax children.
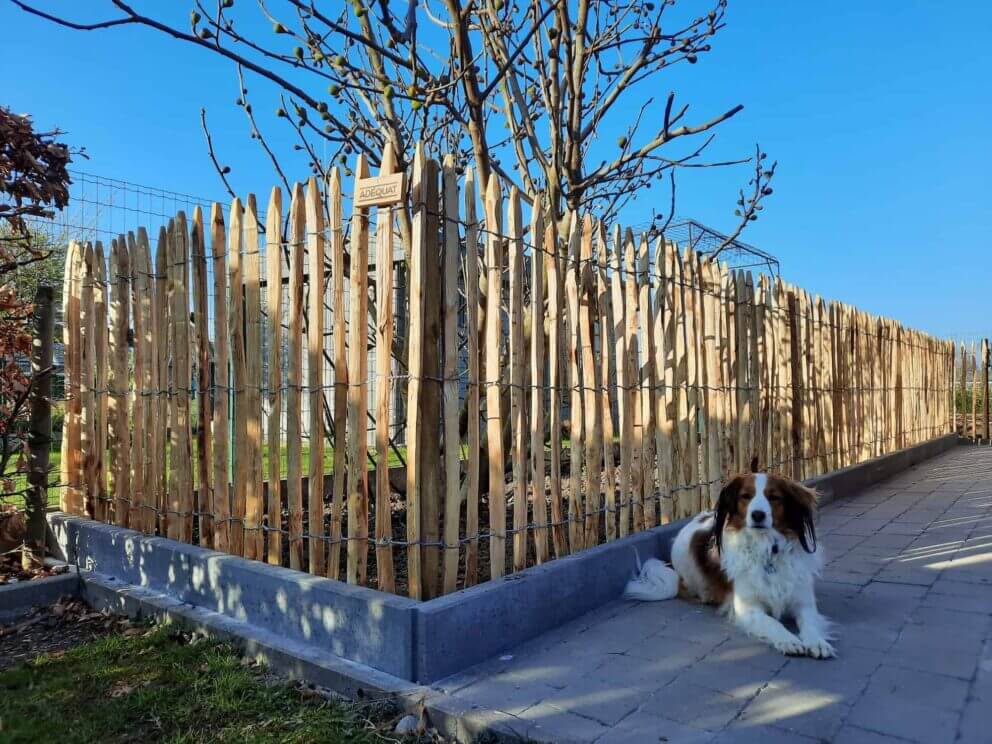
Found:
<box><xmin>764</xmin><ymin>536</ymin><xmax>784</xmax><ymax>573</ymax></box>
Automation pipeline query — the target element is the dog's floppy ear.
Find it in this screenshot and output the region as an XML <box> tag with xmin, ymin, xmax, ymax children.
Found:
<box><xmin>782</xmin><ymin>480</ymin><xmax>819</xmax><ymax>553</ymax></box>
<box><xmin>714</xmin><ymin>475</ymin><xmax>744</xmax><ymax>553</ymax></box>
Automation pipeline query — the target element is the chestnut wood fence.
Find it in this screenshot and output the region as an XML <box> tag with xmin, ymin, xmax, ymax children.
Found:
<box><xmin>57</xmin><ymin>143</ymin><xmax>957</xmax><ymax>598</ymax></box>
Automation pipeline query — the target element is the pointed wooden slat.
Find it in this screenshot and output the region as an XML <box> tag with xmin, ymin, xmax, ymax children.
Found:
<box><xmin>689</xmin><ymin>253</ymin><xmax>708</xmax><ymax>512</ymax></box>
<box><xmin>189</xmin><ymin>211</ymin><xmax>213</xmax><ymax>544</ymax></box>
<box><xmin>637</xmin><ymin>235</ymin><xmax>656</xmax><ymax>528</ymax></box>
<box><xmin>304</xmin><ymin>180</ymin><xmax>325</xmax><ymax>573</ymax></box>
<box><xmin>972</xmin><ymin>341</ymin><xmax>980</xmax><ymax>442</ymax></box>
<box><xmin>60</xmin><ymin>242</ymin><xmax>78</xmax><ymax>514</ymax></box>
<box><xmin>265</xmin><ymin>187</ymin><xmax>283</xmax><ymax>565</ymax></box>
<box><xmin>599</xmin><ymin>224</ymin><xmax>618</xmax><ymax>538</ymax></box>
<box><xmin>93</xmin><ymin>242</ymin><xmax>108</xmax><ymax>524</ymax></box>
<box><xmin>700</xmin><ymin>259</ymin><xmax>722</xmax><ymax>509</ymax></box>
<box><xmin>530</xmin><ymin>205</ymin><xmax>548</xmax><ymax>562</ymax></box>
<box><xmin>347</xmin><ymin>156</ymin><xmax>372</xmax><ymax>586</ymax></box>
<box><xmin>580</xmin><ymin>216</ymin><xmax>601</xmax><ymax>547</ymax></box>
<box><xmin>652</xmin><ymin>238</ymin><xmax>673</xmax><ymax>525</ymax></box>
<box><xmin>125</xmin><ymin>234</ymin><xmax>143</xmax><ymax>528</ymax></box>
<box><xmin>133</xmin><ymin>232</ymin><xmax>154</xmax><ymax>534</ymax></box>
<box><xmin>484</xmin><ymin>172</ymin><xmax>506</xmax><ymax>578</ymax></box>
<box><xmin>660</xmin><ymin>241</ymin><xmax>679</xmax><ymax>522</ymax></box>
<box><xmin>210</xmin><ymin>207</ymin><xmax>231</xmax><ymax>552</ymax></box>
<box><xmin>545</xmin><ymin>217</ymin><xmax>567</xmax><ymax>557</ymax></box>
<box><xmin>109</xmin><ymin>237</ymin><xmax>130</xmax><ymax>526</ymax></box>
<box><xmin>405</xmin><ymin>149</ymin><xmax>427</xmax><ymax>597</ymax></box>
<box><xmin>563</xmin><ymin>216</ymin><xmax>584</xmax><ymax>551</ymax></box>
<box><xmin>441</xmin><ymin>154</ymin><xmax>461</xmax><ymax>593</ymax></box>
<box><xmin>673</xmin><ymin>246</ymin><xmax>693</xmax><ymax>518</ymax></box>
<box><xmin>376</xmin><ymin>148</ymin><xmax>399</xmax><ymax>593</ymax></box>
<box><xmin>228</xmin><ymin>201</ymin><xmax>247</xmax><ymax>554</ymax></box>
<box><xmin>327</xmin><ymin>170</ymin><xmax>348</xmax><ymax>578</ymax></box>
<box><xmin>244</xmin><ymin>195</ymin><xmax>264</xmax><ymax>561</ymax></box>
<box><xmin>611</xmin><ymin>226</ymin><xmax>631</xmax><ymax>535</ymax></box>
<box><xmin>723</xmin><ymin>270</ymin><xmax>738</xmax><ymax>473</ymax></box>
<box><xmin>80</xmin><ymin>242</ymin><xmax>96</xmax><ymax>518</ymax></box>
<box><xmin>746</xmin><ymin>274</ymin><xmax>761</xmax><ymax>471</ymax></box>
<box><xmin>171</xmin><ymin>214</ymin><xmax>194</xmax><ymax>542</ymax></box>
<box><xmin>154</xmin><ymin>229</ymin><xmax>170</xmax><ymax>535</ymax></box>
<box><xmin>508</xmin><ymin>187</ymin><xmax>528</xmax><ymax>570</ymax></box>
<box><xmin>286</xmin><ymin>185</ymin><xmax>306</xmax><ymax>570</ymax></box>
<box><xmin>463</xmin><ymin>167</ymin><xmax>482</xmax><ymax>583</ymax></box>
<box><xmin>420</xmin><ymin>157</ymin><xmax>442</xmax><ymax>598</ymax></box>
<box><xmin>625</xmin><ymin>230</ymin><xmax>643</xmax><ymax>528</ymax></box>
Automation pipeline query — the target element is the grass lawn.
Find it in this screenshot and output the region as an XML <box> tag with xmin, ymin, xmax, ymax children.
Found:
<box><xmin>0</xmin><ymin>624</ymin><xmax>413</xmax><ymax>743</ymax></box>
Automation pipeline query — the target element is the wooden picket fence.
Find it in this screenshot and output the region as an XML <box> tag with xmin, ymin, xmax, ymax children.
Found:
<box><xmin>956</xmin><ymin>338</ymin><xmax>990</xmax><ymax>442</ymax></box>
<box><xmin>58</xmin><ymin>143</ymin><xmax>957</xmax><ymax>599</ymax></box>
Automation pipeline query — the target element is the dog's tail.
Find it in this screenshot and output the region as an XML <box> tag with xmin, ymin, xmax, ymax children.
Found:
<box><xmin>623</xmin><ymin>555</ymin><xmax>679</xmax><ymax>602</ymax></box>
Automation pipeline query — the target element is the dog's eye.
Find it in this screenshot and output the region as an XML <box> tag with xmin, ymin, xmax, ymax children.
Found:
<box><xmin>766</xmin><ymin>493</ymin><xmax>781</xmax><ymax>502</ymax></box>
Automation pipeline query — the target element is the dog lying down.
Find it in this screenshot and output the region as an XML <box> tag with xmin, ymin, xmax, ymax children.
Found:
<box><xmin>623</xmin><ymin>472</ymin><xmax>836</xmax><ymax>659</ymax></box>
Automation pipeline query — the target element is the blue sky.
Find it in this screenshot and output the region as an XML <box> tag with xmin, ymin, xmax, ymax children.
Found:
<box><xmin>3</xmin><ymin>1</ymin><xmax>990</xmax><ymax>338</ymax></box>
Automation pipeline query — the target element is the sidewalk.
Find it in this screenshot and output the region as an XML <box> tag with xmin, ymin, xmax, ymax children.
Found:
<box><xmin>433</xmin><ymin>446</ymin><xmax>992</xmax><ymax>743</ymax></box>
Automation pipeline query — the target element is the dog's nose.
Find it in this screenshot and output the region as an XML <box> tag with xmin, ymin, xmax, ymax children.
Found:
<box><xmin>751</xmin><ymin>509</ymin><xmax>766</xmax><ymax>524</ymax></box>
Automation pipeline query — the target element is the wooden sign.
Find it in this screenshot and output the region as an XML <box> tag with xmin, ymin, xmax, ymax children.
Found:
<box><xmin>354</xmin><ymin>172</ymin><xmax>406</xmax><ymax>208</ymax></box>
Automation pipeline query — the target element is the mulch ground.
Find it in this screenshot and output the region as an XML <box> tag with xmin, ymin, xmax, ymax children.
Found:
<box><xmin>0</xmin><ymin>598</ymin><xmax>131</xmax><ymax>671</ymax></box>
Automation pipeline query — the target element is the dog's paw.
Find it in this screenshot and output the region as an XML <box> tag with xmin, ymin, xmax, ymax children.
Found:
<box><xmin>773</xmin><ymin>637</ymin><xmax>806</xmax><ymax>656</ymax></box>
<box><xmin>803</xmin><ymin>638</ymin><xmax>837</xmax><ymax>659</ymax></box>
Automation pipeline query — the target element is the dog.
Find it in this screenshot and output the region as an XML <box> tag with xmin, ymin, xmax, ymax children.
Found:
<box><xmin>669</xmin><ymin>472</ymin><xmax>836</xmax><ymax>658</ymax></box>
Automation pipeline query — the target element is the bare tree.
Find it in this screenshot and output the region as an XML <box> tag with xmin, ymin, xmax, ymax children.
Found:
<box><xmin>12</xmin><ymin>0</ymin><xmax>774</xmax><ymax>237</ymax></box>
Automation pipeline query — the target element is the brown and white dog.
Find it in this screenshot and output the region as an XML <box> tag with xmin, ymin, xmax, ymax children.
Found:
<box><xmin>670</xmin><ymin>472</ymin><xmax>836</xmax><ymax>658</ymax></box>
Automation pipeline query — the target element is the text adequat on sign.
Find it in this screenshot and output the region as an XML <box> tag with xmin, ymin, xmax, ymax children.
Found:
<box><xmin>353</xmin><ymin>173</ymin><xmax>406</xmax><ymax>208</ymax></box>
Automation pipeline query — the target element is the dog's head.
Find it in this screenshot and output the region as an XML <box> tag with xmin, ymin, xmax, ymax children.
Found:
<box><xmin>714</xmin><ymin>472</ymin><xmax>818</xmax><ymax>553</ymax></box>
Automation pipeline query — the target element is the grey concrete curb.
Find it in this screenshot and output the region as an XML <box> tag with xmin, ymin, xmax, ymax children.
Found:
<box><xmin>0</xmin><ymin>569</ymin><xmax>80</xmax><ymax>623</ymax></box>
<box><xmin>48</xmin><ymin>515</ymin><xmax>419</xmax><ymax>680</ymax></box>
<box><xmin>48</xmin><ymin>511</ymin><xmax>684</xmax><ymax>684</ymax></box>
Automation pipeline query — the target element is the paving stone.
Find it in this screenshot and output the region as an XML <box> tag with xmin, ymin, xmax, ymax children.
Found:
<box><xmin>831</xmin><ymin>724</ymin><xmax>904</xmax><ymax>744</ymax></box>
<box><xmin>822</xmin><ymin>569</ymin><xmax>876</xmax><ymax>587</ymax></box>
<box><xmin>638</xmin><ymin>636</ymin><xmax>712</xmax><ymax>669</ymax></box>
<box><xmin>959</xmin><ymin>697</ymin><xmax>992</xmax><ymax>743</ymax></box>
<box><xmin>860</xmin><ymin>580</ymin><xmax>928</xmax><ymax>602</ymax></box>
<box><xmin>774</xmin><ymin>648</ymin><xmax>884</xmax><ymax>698</ymax></box>
<box><xmin>872</xmin><ymin>569</ymin><xmax>939</xmax><ymax>587</ymax></box>
<box><xmin>905</xmin><ymin>605</ymin><xmax>992</xmax><ymax>640</ymax></box>
<box><xmin>847</xmin><ymin>694</ymin><xmax>960</xmax><ymax>744</ymax></box>
<box><xmin>452</xmin><ymin>675</ymin><xmax>560</xmax><ymax>716</ymax></box>
<box><xmin>657</xmin><ymin>612</ymin><xmax>733</xmax><ymax>650</ymax></box>
<box><xmin>830</xmin><ymin>519</ymin><xmax>894</xmax><ymax>537</ymax></box>
<box><xmin>885</xmin><ymin>635</ymin><xmax>979</xmax><ymax>680</ymax></box>
<box><xmin>735</xmin><ymin>678</ymin><xmax>850</xmax><ymax>740</ymax></box>
<box><xmin>539</xmin><ymin>673</ymin><xmax>649</xmax><ymax>726</ymax></box>
<box><xmin>705</xmin><ymin>637</ymin><xmax>789</xmax><ymax>672</ymax></box>
<box><xmin>593</xmin><ymin>711</ymin><xmax>714</xmax><ymax>744</ymax></box>
<box><xmin>921</xmin><ymin>589</ymin><xmax>992</xmax><ymax>614</ymax></box>
<box><xmin>520</xmin><ymin>702</ymin><xmax>609</xmax><ymax>743</ymax></box>
<box><xmin>643</xmin><ymin>681</ymin><xmax>748</xmax><ymax>731</ymax></box>
<box><xmin>861</xmin><ymin>664</ymin><xmax>970</xmax><ymax>712</ymax></box>
<box><xmin>712</xmin><ymin>721</ymin><xmax>820</xmax><ymax>743</ymax></box>
<box><xmin>677</xmin><ymin>658</ymin><xmax>782</xmax><ymax>700</ymax></box>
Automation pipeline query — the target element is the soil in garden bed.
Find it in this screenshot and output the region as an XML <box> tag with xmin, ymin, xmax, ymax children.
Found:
<box><xmin>0</xmin><ymin>598</ymin><xmax>130</xmax><ymax>671</ymax></box>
